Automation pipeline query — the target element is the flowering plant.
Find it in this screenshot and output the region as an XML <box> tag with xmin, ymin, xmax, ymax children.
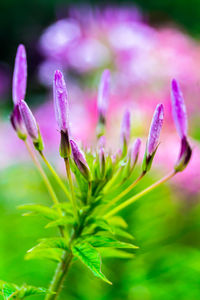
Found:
<box><xmin>0</xmin><ymin>45</ymin><xmax>192</xmax><ymax>300</ymax></box>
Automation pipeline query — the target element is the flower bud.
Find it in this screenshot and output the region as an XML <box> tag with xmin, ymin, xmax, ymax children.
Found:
<box><xmin>175</xmin><ymin>136</ymin><xmax>192</xmax><ymax>172</ymax></box>
<box><xmin>171</xmin><ymin>79</ymin><xmax>187</xmax><ymax>139</ymax></box>
<box><xmin>121</xmin><ymin>110</ymin><xmax>131</xmax><ymax>154</ymax></box>
<box><xmin>19</xmin><ymin>100</ymin><xmax>44</xmax><ymax>151</ymax></box>
<box><xmin>143</xmin><ymin>104</ymin><xmax>164</xmax><ymax>172</ymax></box>
<box><xmin>129</xmin><ymin>138</ymin><xmax>141</xmax><ymax>169</ymax></box>
<box><xmin>12</xmin><ymin>44</ymin><xmax>27</xmax><ymax>105</ymax></box>
<box><xmin>53</xmin><ymin>70</ymin><xmax>71</xmax><ymax>158</ymax></box>
<box><xmin>70</xmin><ymin>139</ymin><xmax>91</xmax><ymax>180</ymax></box>
<box><xmin>53</xmin><ymin>70</ymin><xmax>69</xmax><ymax>133</ymax></box>
<box><xmin>10</xmin><ymin>104</ymin><xmax>27</xmax><ymax>140</ymax></box>
<box><xmin>97</xmin><ymin>69</ymin><xmax>110</xmax><ymax>121</ymax></box>
<box><xmin>97</xmin><ymin>69</ymin><xmax>110</xmax><ymax>138</ymax></box>
<box><xmin>171</xmin><ymin>79</ymin><xmax>192</xmax><ymax>172</ymax></box>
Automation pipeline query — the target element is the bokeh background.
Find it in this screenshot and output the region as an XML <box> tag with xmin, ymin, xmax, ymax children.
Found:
<box><xmin>0</xmin><ymin>1</ymin><xmax>200</xmax><ymax>299</ymax></box>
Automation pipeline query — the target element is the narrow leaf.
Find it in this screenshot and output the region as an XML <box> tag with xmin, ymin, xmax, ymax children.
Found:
<box><xmin>25</xmin><ymin>248</ymin><xmax>63</xmax><ymax>262</ymax></box>
<box><xmin>80</xmin><ymin>235</ymin><xmax>138</xmax><ymax>249</ymax></box>
<box><xmin>45</xmin><ymin>216</ymin><xmax>74</xmax><ymax>228</ymax></box>
<box><xmin>38</xmin><ymin>237</ymin><xmax>69</xmax><ymax>251</ymax></box>
<box><xmin>18</xmin><ymin>204</ymin><xmax>59</xmax><ymax>220</ymax></box>
<box><xmin>99</xmin><ymin>248</ymin><xmax>135</xmax><ymax>259</ymax></box>
<box><xmin>72</xmin><ymin>242</ymin><xmax>112</xmax><ymax>284</ymax></box>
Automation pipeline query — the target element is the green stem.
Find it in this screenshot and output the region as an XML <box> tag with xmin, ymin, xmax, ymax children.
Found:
<box><xmin>87</xmin><ymin>181</ymin><xmax>92</xmax><ymax>204</ymax></box>
<box><xmin>105</xmin><ymin>170</ymin><xmax>176</xmax><ymax>219</ymax></box>
<box><xmin>39</xmin><ymin>152</ymin><xmax>71</xmax><ymax>201</ymax></box>
<box><xmin>24</xmin><ymin>141</ymin><xmax>62</xmax><ymax>216</ymax></box>
<box><xmin>64</xmin><ymin>158</ymin><xmax>79</xmax><ymax>222</ymax></box>
<box><xmin>45</xmin><ymin>252</ymin><xmax>73</xmax><ymax>300</ymax></box>
<box><xmin>102</xmin><ymin>171</ymin><xmax>146</xmax><ymax>215</ymax></box>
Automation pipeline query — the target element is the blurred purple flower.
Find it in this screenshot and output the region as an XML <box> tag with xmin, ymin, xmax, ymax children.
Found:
<box><xmin>12</xmin><ymin>44</ymin><xmax>27</xmax><ymax>104</ymax></box>
<box><xmin>147</xmin><ymin>104</ymin><xmax>164</xmax><ymax>157</ymax></box>
<box><xmin>171</xmin><ymin>79</ymin><xmax>187</xmax><ymax>139</ymax></box>
<box><xmin>53</xmin><ymin>70</ymin><xmax>69</xmax><ymax>133</ymax></box>
<box><xmin>97</xmin><ymin>69</ymin><xmax>111</xmax><ymax>121</ymax></box>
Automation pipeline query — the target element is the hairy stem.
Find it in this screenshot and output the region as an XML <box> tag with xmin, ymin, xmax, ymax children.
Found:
<box><xmin>45</xmin><ymin>252</ymin><xmax>73</xmax><ymax>300</ymax></box>
<box><xmin>64</xmin><ymin>158</ymin><xmax>79</xmax><ymax>222</ymax></box>
<box><xmin>39</xmin><ymin>151</ymin><xmax>71</xmax><ymax>201</ymax></box>
<box><xmin>105</xmin><ymin>170</ymin><xmax>176</xmax><ymax>218</ymax></box>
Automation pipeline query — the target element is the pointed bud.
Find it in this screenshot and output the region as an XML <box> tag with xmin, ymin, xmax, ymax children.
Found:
<box><xmin>171</xmin><ymin>79</ymin><xmax>192</xmax><ymax>172</ymax></box>
<box><xmin>97</xmin><ymin>70</ymin><xmax>110</xmax><ymax>138</ymax></box>
<box><xmin>19</xmin><ymin>100</ymin><xmax>44</xmax><ymax>151</ymax></box>
<box><xmin>121</xmin><ymin>110</ymin><xmax>131</xmax><ymax>154</ymax></box>
<box><xmin>12</xmin><ymin>44</ymin><xmax>27</xmax><ymax>105</ymax></box>
<box><xmin>171</xmin><ymin>79</ymin><xmax>187</xmax><ymax>139</ymax></box>
<box><xmin>53</xmin><ymin>70</ymin><xmax>69</xmax><ymax>133</ymax></box>
<box><xmin>70</xmin><ymin>140</ymin><xmax>90</xmax><ymax>180</ymax></box>
<box><xmin>10</xmin><ymin>104</ymin><xmax>27</xmax><ymax>140</ymax></box>
<box><xmin>99</xmin><ymin>147</ymin><xmax>106</xmax><ymax>176</ymax></box>
<box><xmin>97</xmin><ymin>69</ymin><xmax>110</xmax><ymax>121</ymax></box>
<box><xmin>175</xmin><ymin>136</ymin><xmax>192</xmax><ymax>172</ymax></box>
<box><xmin>143</xmin><ymin>104</ymin><xmax>164</xmax><ymax>172</ymax></box>
<box><xmin>129</xmin><ymin>138</ymin><xmax>141</xmax><ymax>169</ymax></box>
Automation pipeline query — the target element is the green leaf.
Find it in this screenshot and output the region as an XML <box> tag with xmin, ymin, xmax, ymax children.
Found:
<box><xmin>15</xmin><ymin>285</ymin><xmax>47</xmax><ymax>298</ymax></box>
<box><xmin>99</xmin><ymin>248</ymin><xmax>135</xmax><ymax>259</ymax></box>
<box><xmin>53</xmin><ymin>203</ymin><xmax>73</xmax><ymax>215</ymax></box>
<box><xmin>107</xmin><ymin>216</ymin><xmax>128</xmax><ymax>229</ymax></box>
<box><xmin>80</xmin><ymin>235</ymin><xmax>138</xmax><ymax>249</ymax></box>
<box><xmin>0</xmin><ymin>281</ymin><xmax>48</xmax><ymax>299</ymax></box>
<box><xmin>83</xmin><ymin>217</ymin><xmax>114</xmax><ymax>235</ymax></box>
<box><xmin>45</xmin><ymin>216</ymin><xmax>74</xmax><ymax>228</ymax></box>
<box><xmin>37</xmin><ymin>237</ymin><xmax>69</xmax><ymax>251</ymax></box>
<box><xmin>72</xmin><ymin>242</ymin><xmax>112</xmax><ymax>285</ymax></box>
<box><xmin>0</xmin><ymin>281</ymin><xmax>17</xmax><ymax>299</ymax></box>
<box><xmin>18</xmin><ymin>204</ymin><xmax>59</xmax><ymax>220</ymax></box>
<box><xmin>113</xmin><ymin>227</ymin><xmax>135</xmax><ymax>240</ymax></box>
<box><xmin>25</xmin><ymin>248</ymin><xmax>63</xmax><ymax>262</ymax></box>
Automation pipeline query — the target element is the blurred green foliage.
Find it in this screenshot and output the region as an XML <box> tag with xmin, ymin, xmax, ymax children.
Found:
<box><xmin>1</xmin><ymin>163</ymin><xmax>200</xmax><ymax>299</ymax></box>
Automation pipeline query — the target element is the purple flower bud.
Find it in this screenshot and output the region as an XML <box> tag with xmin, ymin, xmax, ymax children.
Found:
<box><xmin>97</xmin><ymin>69</ymin><xmax>111</xmax><ymax>121</ymax></box>
<box><xmin>171</xmin><ymin>79</ymin><xmax>187</xmax><ymax>139</ymax></box>
<box><xmin>53</xmin><ymin>70</ymin><xmax>69</xmax><ymax>133</ymax></box>
<box><xmin>70</xmin><ymin>139</ymin><xmax>90</xmax><ymax>180</ymax></box>
<box><xmin>130</xmin><ymin>138</ymin><xmax>141</xmax><ymax>168</ymax></box>
<box><xmin>175</xmin><ymin>136</ymin><xmax>192</xmax><ymax>172</ymax></box>
<box><xmin>10</xmin><ymin>104</ymin><xmax>27</xmax><ymax>140</ymax></box>
<box><xmin>147</xmin><ymin>104</ymin><xmax>164</xmax><ymax>156</ymax></box>
<box><xmin>19</xmin><ymin>100</ymin><xmax>38</xmax><ymax>140</ymax></box>
<box><xmin>121</xmin><ymin>110</ymin><xmax>131</xmax><ymax>146</ymax></box>
<box><xmin>143</xmin><ymin>104</ymin><xmax>164</xmax><ymax>172</ymax></box>
<box><xmin>12</xmin><ymin>44</ymin><xmax>27</xmax><ymax>105</ymax></box>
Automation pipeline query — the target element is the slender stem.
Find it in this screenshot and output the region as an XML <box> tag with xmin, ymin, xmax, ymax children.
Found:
<box><xmin>39</xmin><ymin>152</ymin><xmax>71</xmax><ymax>201</ymax></box>
<box><xmin>102</xmin><ymin>171</ymin><xmax>146</xmax><ymax>214</ymax></box>
<box><xmin>45</xmin><ymin>252</ymin><xmax>73</xmax><ymax>300</ymax></box>
<box><xmin>24</xmin><ymin>141</ymin><xmax>62</xmax><ymax>215</ymax></box>
<box><xmin>64</xmin><ymin>158</ymin><xmax>78</xmax><ymax>222</ymax></box>
<box><xmin>87</xmin><ymin>181</ymin><xmax>92</xmax><ymax>204</ymax></box>
<box><xmin>105</xmin><ymin>171</ymin><xmax>176</xmax><ymax>219</ymax></box>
